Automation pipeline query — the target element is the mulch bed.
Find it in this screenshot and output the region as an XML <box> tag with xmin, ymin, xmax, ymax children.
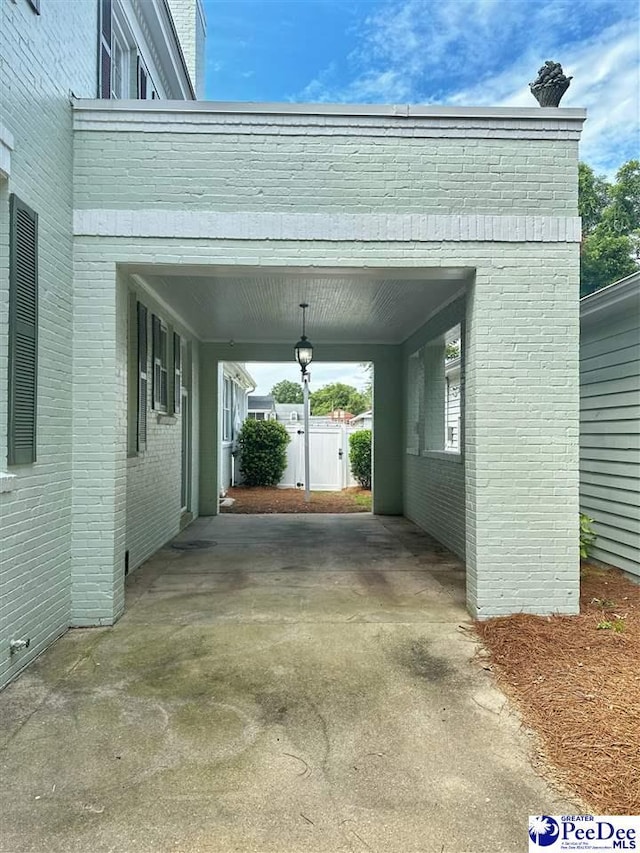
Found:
<box><xmin>475</xmin><ymin>563</ymin><xmax>640</xmax><ymax>814</ymax></box>
<box><xmin>221</xmin><ymin>486</ymin><xmax>372</xmax><ymax>514</ymax></box>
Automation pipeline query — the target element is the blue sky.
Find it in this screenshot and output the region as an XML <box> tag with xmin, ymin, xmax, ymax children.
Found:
<box><xmin>204</xmin><ymin>0</ymin><xmax>639</xmax><ymax>394</ymax></box>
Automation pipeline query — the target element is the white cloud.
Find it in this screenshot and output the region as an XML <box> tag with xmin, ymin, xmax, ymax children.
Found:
<box><xmin>296</xmin><ymin>0</ymin><xmax>638</xmax><ymax>172</ymax></box>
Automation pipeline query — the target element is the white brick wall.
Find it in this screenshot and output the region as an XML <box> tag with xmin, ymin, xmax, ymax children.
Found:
<box><xmin>0</xmin><ymin>0</ymin><xmax>97</xmax><ymax>686</ymax></box>
<box><xmin>73</xmin><ymin>132</ymin><xmax>579</xmax><ymax>218</ymax></box>
<box><xmin>403</xmin><ymin>298</ymin><xmax>467</xmax><ymax>559</ymax></box>
<box><xmin>166</xmin><ymin>0</ymin><xmax>205</xmax><ymax>97</ymax></box>
<box><xmin>124</xmin><ymin>279</ymin><xmax>200</xmax><ymax>573</ymax></box>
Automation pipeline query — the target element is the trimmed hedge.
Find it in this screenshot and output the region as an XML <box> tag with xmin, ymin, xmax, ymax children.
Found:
<box><xmin>238</xmin><ymin>419</ymin><xmax>290</xmax><ymax>487</ymax></box>
<box><xmin>349</xmin><ymin>429</ymin><xmax>372</xmax><ymax>489</ymax></box>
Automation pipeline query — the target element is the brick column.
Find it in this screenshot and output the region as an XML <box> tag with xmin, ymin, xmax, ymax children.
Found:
<box><xmin>70</xmin><ymin>258</ymin><xmax>127</xmax><ymax>625</ymax></box>
<box><xmin>465</xmin><ymin>248</ymin><xmax>580</xmax><ymax>617</ymax></box>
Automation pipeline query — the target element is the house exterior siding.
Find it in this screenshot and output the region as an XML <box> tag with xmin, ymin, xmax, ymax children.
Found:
<box><xmin>580</xmin><ymin>274</ymin><xmax>640</xmax><ymax>578</ymax></box>
<box><xmin>0</xmin><ymin>0</ymin><xmax>200</xmax><ymax>686</ymax></box>
<box><xmin>0</xmin><ymin>0</ymin><xmax>98</xmax><ymax>687</ymax></box>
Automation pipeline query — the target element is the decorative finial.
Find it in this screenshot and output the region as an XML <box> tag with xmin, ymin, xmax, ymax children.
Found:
<box><xmin>530</xmin><ymin>61</ymin><xmax>572</xmax><ymax>107</ymax></box>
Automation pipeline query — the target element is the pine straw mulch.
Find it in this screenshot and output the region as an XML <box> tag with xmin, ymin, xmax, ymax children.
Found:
<box><xmin>221</xmin><ymin>486</ymin><xmax>372</xmax><ymax>514</ymax></box>
<box><xmin>474</xmin><ymin>563</ymin><xmax>640</xmax><ymax>814</ymax></box>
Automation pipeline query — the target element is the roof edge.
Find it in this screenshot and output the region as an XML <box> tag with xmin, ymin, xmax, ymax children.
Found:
<box><xmin>71</xmin><ymin>99</ymin><xmax>587</xmax><ymax>121</ymax></box>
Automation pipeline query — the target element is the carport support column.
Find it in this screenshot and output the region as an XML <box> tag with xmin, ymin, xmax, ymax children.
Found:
<box><xmin>70</xmin><ymin>260</ymin><xmax>127</xmax><ymax>625</ymax></box>
<box><xmin>199</xmin><ymin>349</ymin><xmax>219</xmax><ymax>515</ymax></box>
<box><xmin>372</xmin><ymin>347</ymin><xmax>403</xmax><ymax>515</ymax></box>
<box><xmin>465</xmin><ymin>259</ymin><xmax>580</xmax><ymax>618</ymax></box>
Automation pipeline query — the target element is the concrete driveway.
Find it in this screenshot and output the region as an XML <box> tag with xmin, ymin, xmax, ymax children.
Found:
<box><xmin>0</xmin><ymin>514</ymin><xmax>573</xmax><ymax>852</ymax></box>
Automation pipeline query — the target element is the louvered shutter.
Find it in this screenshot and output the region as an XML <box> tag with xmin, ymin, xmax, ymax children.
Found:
<box><xmin>137</xmin><ymin>56</ymin><xmax>148</xmax><ymax>99</ymax></box>
<box><xmin>137</xmin><ymin>302</ymin><xmax>148</xmax><ymax>449</ymax></box>
<box><xmin>99</xmin><ymin>0</ymin><xmax>112</xmax><ymax>98</ymax></box>
<box><xmin>8</xmin><ymin>195</ymin><xmax>38</xmax><ymax>465</ymax></box>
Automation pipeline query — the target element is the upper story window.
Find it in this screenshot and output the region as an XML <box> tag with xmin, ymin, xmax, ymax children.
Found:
<box><xmin>99</xmin><ymin>0</ymin><xmax>159</xmax><ymax>99</ymax></box>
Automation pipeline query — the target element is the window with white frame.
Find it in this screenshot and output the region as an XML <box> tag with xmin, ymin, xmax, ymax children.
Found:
<box><xmin>443</xmin><ymin>327</ymin><xmax>461</xmax><ymax>453</ymax></box>
<box><xmin>405</xmin><ymin>348</ymin><xmax>424</xmax><ymax>455</ymax></box>
<box><xmin>173</xmin><ymin>332</ymin><xmax>182</xmax><ymax>414</ymax></box>
<box><xmin>405</xmin><ymin>323</ymin><xmax>462</xmax><ymax>457</ymax></box>
<box><xmin>223</xmin><ymin>377</ymin><xmax>233</xmax><ymax>441</ymax></box>
<box><xmin>151</xmin><ymin>314</ymin><xmax>168</xmax><ymax>411</ymax></box>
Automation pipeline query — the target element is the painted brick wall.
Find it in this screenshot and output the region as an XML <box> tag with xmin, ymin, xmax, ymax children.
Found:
<box><xmin>403</xmin><ymin>297</ymin><xmax>467</xmax><ymax>559</ymax></box>
<box><xmin>124</xmin><ymin>278</ymin><xmax>200</xmax><ymax>573</ymax></box>
<box><xmin>166</xmin><ymin>0</ymin><xmax>205</xmax><ymax>97</ymax></box>
<box><xmin>465</xmin><ymin>247</ymin><xmax>581</xmax><ymax>617</ymax></box>
<box><xmin>73</xmin><ymin>132</ymin><xmax>578</xmax><ymax>217</ymax></box>
<box><xmin>0</xmin><ymin>0</ymin><xmax>97</xmax><ymax>686</ymax></box>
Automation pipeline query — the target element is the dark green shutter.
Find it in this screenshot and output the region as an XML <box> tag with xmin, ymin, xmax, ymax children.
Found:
<box><xmin>98</xmin><ymin>0</ymin><xmax>112</xmax><ymax>98</ymax></box>
<box><xmin>137</xmin><ymin>302</ymin><xmax>148</xmax><ymax>449</ymax></box>
<box><xmin>8</xmin><ymin>195</ymin><xmax>38</xmax><ymax>466</ymax></box>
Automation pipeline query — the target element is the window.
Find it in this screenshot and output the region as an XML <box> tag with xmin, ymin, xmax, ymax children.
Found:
<box><xmin>406</xmin><ymin>323</ymin><xmax>463</xmax><ymax>457</ymax></box>
<box><xmin>8</xmin><ymin>194</ymin><xmax>38</xmax><ymax>465</ymax></box>
<box><xmin>173</xmin><ymin>332</ymin><xmax>182</xmax><ymax>414</ymax></box>
<box><xmin>443</xmin><ymin>328</ymin><xmax>462</xmax><ymax>453</ymax></box>
<box><xmin>223</xmin><ymin>377</ymin><xmax>233</xmax><ymax>441</ymax></box>
<box><xmin>136</xmin><ymin>302</ymin><xmax>148</xmax><ymax>450</ymax></box>
<box><xmin>151</xmin><ymin>314</ymin><xmax>168</xmax><ymax>411</ymax></box>
<box><xmin>98</xmin><ymin>0</ymin><xmax>158</xmax><ymax>99</ymax></box>
<box><xmin>111</xmin><ymin>26</ymin><xmax>130</xmax><ymax>98</ymax></box>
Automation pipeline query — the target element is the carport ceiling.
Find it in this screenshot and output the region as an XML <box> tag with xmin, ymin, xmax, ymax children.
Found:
<box><xmin>132</xmin><ymin>266</ymin><xmax>471</xmax><ymax>344</ymax></box>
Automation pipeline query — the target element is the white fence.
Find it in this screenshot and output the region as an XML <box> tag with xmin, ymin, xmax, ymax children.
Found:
<box><xmin>280</xmin><ymin>424</ymin><xmax>364</xmax><ymax>491</ymax></box>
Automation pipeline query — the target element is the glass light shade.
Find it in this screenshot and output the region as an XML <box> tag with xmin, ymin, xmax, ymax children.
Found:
<box><xmin>294</xmin><ymin>336</ymin><xmax>313</xmax><ymax>371</ymax></box>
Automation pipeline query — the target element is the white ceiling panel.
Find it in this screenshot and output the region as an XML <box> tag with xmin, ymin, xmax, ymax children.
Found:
<box><xmin>131</xmin><ymin>266</ymin><xmax>472</xmax><ymax>344</ymax></box>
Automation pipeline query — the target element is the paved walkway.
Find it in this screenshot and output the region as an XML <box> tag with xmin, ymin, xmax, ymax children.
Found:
<box><xmin>0</xmin><ymin>514</ymin><xmax>573</xmax><ymax>852</ymax></box>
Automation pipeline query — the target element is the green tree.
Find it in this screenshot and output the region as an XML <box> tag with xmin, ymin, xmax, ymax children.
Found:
<box><xmin>578</xmin><ymin>162</ymin><xmax>610</xmax><ymax>235</ymax></box>
<box><xmin>271</xmin><ymin>379</ymin><xmax>303</xmax><ymax>404</ymax></box>
<box><xmin>309</xmin><ymin>382</ymin><xmax>368</xmax><ymax>416</ymax></box>
<box><xmin>579</xmin><ymin>159</ymin><xmax>639</xmax><ymax>297</ymax></box>
<box><xmin>580</xmin><ymin>232</ymin><xmax>637</xmax><ymax>296</ymax></box>
<box><xmin>238</xmin><ymin>419</ymin><xmax>290</xmax><ymax>487</ymax></box>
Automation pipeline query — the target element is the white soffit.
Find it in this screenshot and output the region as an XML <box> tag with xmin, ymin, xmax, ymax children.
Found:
<box><xmin>135</xmin><ymin>267</ymin><xmax>471</xmax><ymax>344</ymax></box>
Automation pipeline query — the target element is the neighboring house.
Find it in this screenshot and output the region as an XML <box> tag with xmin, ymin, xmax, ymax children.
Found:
<box><xmin>580</xmin><ymin>272</ymin><xmax>640</xmax><ymax>580</ymax></box>
<box><xmin>274</xmin><ymin>403</ymin><xmax>304</xmax><ymax>423</ymax></box>
<box><xmin>350</xmin><ymin>410</ymin><xmax>373</xmax><ymax>431</ymax></box>
<box><xmin>220</xmin><ymin>363</ymin><xmax>255</xmax><ymax>493</ymax></box>
<box><xmin>1</xmin><ymin>0</ymin><xmax>588</xmax><ymax>688</ymax></box>
<box><xmin>247</xmin><ymin>395</ymin><xmax>276</xmax><ymax>421</ymax></box>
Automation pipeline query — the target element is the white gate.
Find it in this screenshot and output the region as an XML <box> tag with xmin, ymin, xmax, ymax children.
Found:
<box><xmin>279</xmin><ymin>424</ymin><xmax>359</xmax><ymax>491</ymax></box>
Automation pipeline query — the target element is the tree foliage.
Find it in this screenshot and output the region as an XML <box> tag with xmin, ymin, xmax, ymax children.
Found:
<box><xmin>349</xmin><ymin>429</ymin><xmax>372</xmax><ymax>490</ymax></box>
<box><xmin>579</xmin><ymin>160</ymin><xmax>639</xmax><ymax>296</ymax></box>
<box><xmin>309</xmin><ymin>382</ymin><xmax>369</xmax><ymax>416</ymax></box>
<box><xmin>237</xmin><ymin>419</ymin><xmax>290</xmax><ymax>487</ymax></box>
<box><xmin>271</xmin><ymin>379</ymin><xmax>303</xmax><ymax>404</ymax></box>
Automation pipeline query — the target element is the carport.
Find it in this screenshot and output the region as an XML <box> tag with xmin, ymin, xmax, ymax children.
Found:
<box><xmin>0</xmin><ymin>512</ymin><xmax>574</xmax><ymax>853</ymax></box>
<box><xmin>68</xmin><ymin>100</ymin><xmax>584</xmax><ymax>628</ymax></box>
